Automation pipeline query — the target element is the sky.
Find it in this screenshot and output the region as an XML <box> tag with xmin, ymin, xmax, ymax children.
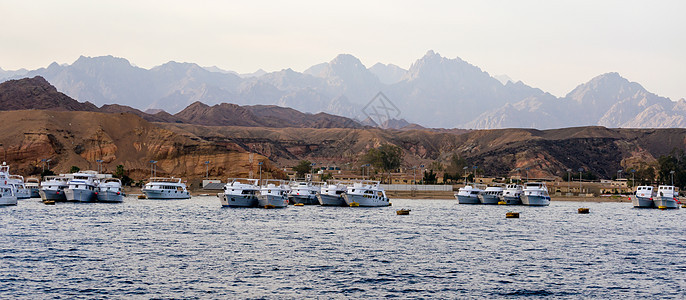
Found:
<box><xmin>1</xmin><ymin>0</ymin><xmax>685</xmax><ymax>100</ymax></box>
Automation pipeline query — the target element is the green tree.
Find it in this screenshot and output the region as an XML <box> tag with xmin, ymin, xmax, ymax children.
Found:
<box><xmin>293</xmin><ymin>160</ymin><xmax>313</xmax><ymax>178</ymax></box>
<box><xmin>69</xmin><ymin>166</ymin><xmax>80</xmax><ymax>173</ymax></box>
<box><xmin>423</xmin><ymin>169</ymin><xmax>437</xmax><ymax>184</ymax></box>
<box><xmin>114</xmin><ymin>164</ymin><xmax>133</xmax><ymax>186</ymax></box>
<box><xmin>363</xmin><ymin>144</ymin><xmax>404</xmax><ymax>183</ymax></box>
<box><xmin>41</xmin><ymin>169</ymin><xmax>55</xmax><ymax>177</ymax></box>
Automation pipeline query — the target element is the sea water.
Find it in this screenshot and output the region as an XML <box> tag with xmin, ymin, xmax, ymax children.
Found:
<box><xmin>1</xmin><ymin>197</ymin><xmax>684</xmax><ymax>298</ymax></box>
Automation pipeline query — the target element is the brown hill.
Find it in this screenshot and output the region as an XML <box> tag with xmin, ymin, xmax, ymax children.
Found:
<box><xmin>157</xmin><ymin>122</ymin><xmax>686</xmax><ymax>180</ymax></box>
<box><xmin>174</xmin><ymin>101</ymin><xmax>364</xmax><ymax>128</ymax></box>
<box><xmin>99</xmin><ymin>104</ymin><xmax>184</xmax><ymax>123</ymax></box>
<box><xmin>0</xmin><ymin>76</ymin><xmax>98</xmax><ymax>111</ymax></box>
<box><xmin>0</xmin><ymin>110</ymin><xmax>279</xmax><ymax>181</ymax></box>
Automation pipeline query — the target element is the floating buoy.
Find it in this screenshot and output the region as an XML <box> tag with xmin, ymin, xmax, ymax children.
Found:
<box><xmin>498</xmin><ymin>201</ymin><xmax>506</xmax><ymax>205</ymax></box>
<box><xmin>264</xmin><ymin>204</ymin><xmax>275</xmax><ymax>209</ymax></box>
<box><xmin>349</xmin><ymin>202</ymin><xmax>360</xmax><ymax>207</ymax></box>
<box><xmin>658</xmin><ymin>205</ymin><xmax>667</xmax><ymax>210</ymax></box>
<box><xmin>396</xmin><ymin>209</ymin><xmax>411</xmax><ymax>215</ymax></box>
<box><xmin>389</xmin><ymin>202</ymin><xmax>392</xmax><ymax>206</ymax></box>
<box><xmin>294</xmin><ymin>203</ymin><xmax>304</xmax><ymax>206</ymax></box>
<box><xmin>681</xmin><ymin>204</ymin><xmax>686</xmax><ymax>208</ymax></box>
<box><xmin>43</xmin><ymin>200</ymin><xmax>55</xmax><ymax>205</ymax></box>
<box><xmin>506</xmin><ymin>212</ymin><xmax>519</xmax><ymax>218</ymax></box>
<box><xmin>578</xmin><ymin>208</ymin><xmax>590</xmax><ymax>214</ymax></box>
<box><xmin>137</xmin><ymin>195</ymin><xmax>147</xmax><ymax>199</ymax></box>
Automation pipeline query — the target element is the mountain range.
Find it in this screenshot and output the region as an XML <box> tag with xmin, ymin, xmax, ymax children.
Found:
<box><xmin>0</xmin><ymin>76</ymin><xmax>683</xmax><ymax>183</ymax></box>
<box><xmin>2</xmin><ymin>51</ymin><xmax>685</xmax><ymax>129</ymax></box>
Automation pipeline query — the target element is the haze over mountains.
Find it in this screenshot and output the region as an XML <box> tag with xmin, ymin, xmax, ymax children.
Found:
<box><xmin>2</xmin><ymin>51</ymin><xmax>684</xmax><ymax>129</ymax></box>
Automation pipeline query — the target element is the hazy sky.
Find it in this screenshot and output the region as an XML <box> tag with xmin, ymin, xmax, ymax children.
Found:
<box><xmin>2</xmin><ymin>0</ymin><xmax>684</xmax><ymax>100</ymax></box>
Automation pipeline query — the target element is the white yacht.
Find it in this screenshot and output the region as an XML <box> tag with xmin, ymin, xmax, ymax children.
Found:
<box><xmin>342</xmin><ymin>180</ymin><xmax>391</xmax><ymax>207</ymax></box>
<box><xmin>317</xmin><ymin>182</ymin><xmax>347</xmax><ymax>206</ymax></box>
<box><xmin>9</xmin><ymin>175</ymin><xmax>30</xmax><ymax>199</ymax></box>
<box><xmin>142</xmin><ymin>177</ymin><xmax>191</xmax><ymax>199</ymax></box>
<box><xmin>288</xmin><ymin>181</ymin><xmax>320</xmax><ymax>205</ymax></box>
<box><xmin>455</xmin><ymin>184</ymin><xmax>484</xmax><ymax>204</ymax></box>
<box><xmin>25</xmin><ymin>177</ymin><xmax>41</xmax><ymax>198</ymax></box>
<box><xmin>257</xmin><ymin>180</ymin><xmax>289</xmax><ymax>208</ymax></box>
<box><xmin>221</xmin><ymin>178</ymin><xmax>260</xmax><ymax>207</ymax></box>
<box><xmin>520</xmin><ymin>182</ymin><xmax>551</xmax><ymax>206</ymax></box>
<box><xmin>632</xmin><ymin>185</ymin><xmax>655</xmax><ymax>208</ymax></box>
<box><xmin>64</xmin><ymin>172</ymin><xmax>99</xmax><ymax>202</ymax></box>
<box><xmin>653</xmin><ymin>185</ymin><xmax>679</xmax><ymax>209</ymax></box>
<box><xmin>39</xmin><ymin>176</ymin><xmax>69</xmax><ymax>202</ymax></box>
<box><xmin>478</xmin><ymin>186</ymin><xmax>504</xmax><ymax>205</ymax></box>
<box><xmin>97</xmin><ymin>178</ymin><xmax>125</xmax><ymax>203</ymax></box>
<box><xmin>499</xmin><ymin>184</ymin><xmax>523</xmax><ymax>205</ymax></box>
<box><xmin>0</xmin><ymin>163</ymin><xmax>17</xmax><ymax>205</ymax></box>
<box><xmin>0</xmin><ymin>182</ymin><xmax>17</xmax><ymax>206</ymax></box>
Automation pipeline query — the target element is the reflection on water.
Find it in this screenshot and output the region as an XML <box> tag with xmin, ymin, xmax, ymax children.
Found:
<box><xmin>1</xmin><ymin>197</ymin><xmax>684</xmax><ymax>298</ymax></box>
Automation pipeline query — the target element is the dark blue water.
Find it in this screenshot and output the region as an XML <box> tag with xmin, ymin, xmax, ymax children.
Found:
<box><xmin>1</xmin><ymin>197</ymin><xmax>684</xmax><ymax>299</ymax></box>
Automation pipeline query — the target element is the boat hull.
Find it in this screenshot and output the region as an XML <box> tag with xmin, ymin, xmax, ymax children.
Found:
<box><xmin>632</xmin><ymin>196</ymin><xmax>654</xmax><ymax>208</ymax></box>
<box><xmin>456</xmin><ymin>195</ymin><xmax>480</xmax><ymax>204</ymax></box>
<box><xmin>521</xmin><ymin>195</ymin><xmax>550</xmax><ymax>206</ymax></box>
<box><xmin>64</xmin><ymin>188</ymin><xmax>96</xmax><ymax>202</ymax></box>
<box><xmin>317</xmin><ymin>194</ymin><xmax>346</xmax><ymax>206</ymax></box>
<box><xmin>39</xmin><ymin>189</ymin><xmax>67</xmax><ymax>202</ymax></box>
<box><xmin>15</xmin><ymin>189</ymin><xmax>31</xmax><ymax>200</ymax></box>
<box><xmin>221</xmin><ymin>194</ymin><xmax>258</xmax><ymax>207</ymax></box>
<box><xmin>142</xmin><ymin>190</ymin><xmax>190</xmax><ymax>199</ymax></box>
<box><xmin>0</xmin><ymin>196</ymin><xmax>17</xmax><ymax>206</ymax></box>
<box><xmin>97</xmin><ymin>191</ymin><xmax>124</xmax><ymax>203</ymax></box>
<box><xmin>499</xmin><ymin>195</ymin><xmax>522</xmax><ymax>205</ymax></box>
<box><xmin>653</xmin><ymin>197</ymin><xmax>679</xmax><ymax>209</ymax></box>
<box><xmin>478</xmin><ymin>194</ymin><xmax>500</xmax><ymax>205</ymax></box>
<box><xmin>289</xmin><ymin>194</ymin><xmax>319</xmax><ymax>205</ymax></box>
<box><xmin>257</xmin><ymin>195</ymin><xmax>289</xmax><ymax>208</ymax></box>
<box><xmin>29</xmin><ymin>188</ymin><xmax>40</xmax><ymax>198</ymax></box>
<box><xmin>342</xmin><ymin>194</ymin><xmax>390</xmax><ymax>207</ymax></box>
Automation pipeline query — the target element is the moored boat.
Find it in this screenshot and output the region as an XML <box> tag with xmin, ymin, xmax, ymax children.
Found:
<box><xmin>499</xmin><ymin>184</ymin><xmax>523</xmax><ymax>205</ymax></box>
<box><xmin>142</xmin><ymin>177</ymin><xmax>191</xmax><ymax>199</ymax></box>
<box><xmin>64</xmin><ymin>171</ymin><xmax>99</xmax><ymax>202</ymax></box>
<box><xmin>455</xmin><ymin>184</ymin><xmax>484</xmax><ymax>204</ymax></box>
<box><xmin>520</xmin><ymin>182</ymin><xmax>551</xmax><ymax>206</ymax></box>
<box><xmin>632</xmin><ymin>185</ymin><xmax>655</xmax><ymax>208</ymax></box>
<box><xmin>97</xmin><ymin>178</ymin><xmax>125</xmax><ymax>203</ymax></box>
<box><xmin>342</xmin><ymin>180</ymin><xmax>391</xmax><ymax>207</ymax></box>
<box><xmin>9</xmin><ymin>175</ymin><xmax>30</xmax><ymax>199</ymax></box>
<box><xmin>39</xmin><ymin>176</ymin><xmax>69</xmax><ymax>202</ymax></box>
<box><xmin>478</xmin><ymin>186</ymin><xmax>504</xmax><ymax>205</ymax></box>
<box><xmin>288</xmin><ymin>181</ymin><xmax>320</xmax><ymax>205</ymax></box>
<box><xmin>220</xmin><ymin>178</ymin><xmax>260</xmax><ymax>207</ymax></box>
<box><xmin>25</xmin><ymin>177</ymin><xmax>41</xmax><ymax>198</ymax></box>
<box><xmin>653</xmin><ymin>185</ymin><xmax>679</xmax><ymax>209</ymax></box>
<box><xmin>317</xmin><ymin>182</ymin><xmax>347</xmax><ymax>206</ymax></box>
<box><xmin>0</xmin><ymin>164</ymin><xmax>17</xmax><ymax>206</ymax></box>
<box><xmin>257</xmin><ymin>180</ymin><xmax>289</xmax><ymax>208</ymax></box>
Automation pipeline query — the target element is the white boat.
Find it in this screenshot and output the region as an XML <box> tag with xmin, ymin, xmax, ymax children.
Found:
<box><xmin>653</xmin><ymin>185</ymin><xmax>679</xmax><ymax>209</ymax></box>
<box><xmin>64</xmin><ymin>172</ymin><xmax>99</xmax><ymax>202</ymax></box>
<box><xmin>478</xmin><ymin>186</ymin><xmax>504</xmax><ymax>205</ymax></box>
<box><xmin>342</xmin><ymin>180</ymin><xmax>391</xmax><ymax>207</ymax></box>
<box><xmin>455</xmin><ymin>184</ymin><xmax>484</xmax><ymax>204</ymax></box>
<box><xmin>9</xmin><ymin>175</ymin><xmax>30</xmax><ymax>199</ymax></box>
<box><xmin>220</xmin><ymin>178</ymin><xmax>260</xmax><ymax>207</ymax></box>
<box><xmin>25</xmin><ymin>177</ymin><xmax>41</xmax><ymax>198</ymax></box>
<box><xmin>288</xmin><ymin>181</ymin><xmax>320</xmax><ymax>205</ymax></box>
<box><xmin>499</xmin><ymin>184</ymin><xmax>523</xmax><ymax>205</ymax></box>
<box><xmin>97</xmin><ymin>178</ymin><xmax>125</xmax><ymax>203</ymax></box>
<box><xmin>632</xmin><ymin>185</ymin><xmax>655</xmax><ymax>208</ymax></box>
<box><xmin>0</xmin><ymin>182</ymin><xmax>17</xmax><ymax>206</ymax></box>
<box><xmin>257</xmin><ymin>180</ymin><xmax>289</xmax><ymax>208</ymax></box>
<box><xmin>0</xmin><ymin>163</ymin><xmax>17</xmax><ymax>205</ymax></box>
<box><xmin>520</xmin><ymin>182</ymin><xmax>551</xmax><ymax>206</ymax></box>
<box><xmin>142</xmin><ymin>177</ymin><xmax>191</xmax><ymax>199</ymax></box>
<box><xmin>39</xmin><ymin>176</ymin><xmax>69</xmax><ymax>202</ymax></box>
<box><xmin>317</xmin><ymin>182</ymin><xmax>347</xmax><ymax>206</ymax></box>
